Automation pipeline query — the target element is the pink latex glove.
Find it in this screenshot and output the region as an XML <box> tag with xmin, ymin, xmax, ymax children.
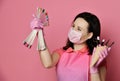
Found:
<box><xmin>90</xmin><ymin>45</ymin><xmax>111</xmax><ymax>74</ymax></box>
<box><xmin>30</xmin><ymin>17</ymin><xmax>44</xmax><ymax>29</ymax></box>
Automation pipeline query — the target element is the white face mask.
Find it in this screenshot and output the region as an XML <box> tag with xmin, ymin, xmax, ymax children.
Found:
<box><xmin>68</xmin><ymin>28</ymin><xmax>82</xmax><ymax>44</ymax></box>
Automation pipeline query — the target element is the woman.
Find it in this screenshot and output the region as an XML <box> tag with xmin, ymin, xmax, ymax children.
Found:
<box><xmin>38</xmin><ymin>12</ymin><xmax>112</xmax><ymax>81</ymax></box>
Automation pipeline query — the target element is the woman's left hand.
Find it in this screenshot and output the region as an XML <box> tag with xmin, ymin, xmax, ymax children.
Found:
<box><xmin>92</xmin><ymin>45</ymin><xmax>110</xmax><ymax>67</ymax></box>
<box><xmin>90</xmin><ymin>37</ymin><xmax>114</xmax><ymax>73</ymax></box>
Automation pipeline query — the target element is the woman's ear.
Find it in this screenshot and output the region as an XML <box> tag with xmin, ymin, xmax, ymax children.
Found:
<box><xmin>88</xmin><ymin>32</ymin><xmax>93</xmax><ymax>39</ymax></box>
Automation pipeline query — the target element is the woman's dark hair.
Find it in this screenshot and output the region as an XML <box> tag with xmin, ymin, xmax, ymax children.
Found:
<box><xmin>63</xmin><ymin>12</ymin><xmax>101</xmax><ymax>54</ymax></box>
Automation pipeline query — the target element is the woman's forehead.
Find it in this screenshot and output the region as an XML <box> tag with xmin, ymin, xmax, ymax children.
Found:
<box><xmin>73</xmin><ymin>18</ymin><xmax>89</xmax><ymax>29</ymax></box>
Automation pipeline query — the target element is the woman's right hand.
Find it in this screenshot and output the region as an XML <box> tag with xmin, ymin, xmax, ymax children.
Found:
<box><xmin>30</xmin><ymin>7</ymin><xmax>49</xmax><ymax>30</ymax></box>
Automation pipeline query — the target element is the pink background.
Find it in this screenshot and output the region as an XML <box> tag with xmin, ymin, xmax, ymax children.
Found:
<box><xmin>0</xmin><ymin>0</ymin><xmax>120</xmax><ymax>81</ymax></box>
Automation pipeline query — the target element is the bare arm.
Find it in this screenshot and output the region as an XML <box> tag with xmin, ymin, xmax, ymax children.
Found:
<box><xmin>38</xmin><ymin>48</ymin><xmax>60</xmax><ymax>68</ymax></box>
<box><xmin>90</xmin><ymin>65</ymin><xmax>106</xmax><ymax>81</ymax></box>
<box><xmin>99</xmin><ymin>66</ymin><xmax>107</xmax><ymax>81</ymax></box>
<box><xmin>90</xmin><ymin>69</ymin><xmax>101</xmax><ymax>81</ymax></box>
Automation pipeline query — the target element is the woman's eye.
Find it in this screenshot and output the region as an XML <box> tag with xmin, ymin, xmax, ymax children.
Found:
<box><xmin>78</xmin><ymin>28</ymin><xmax>81</xmax><ymax>31</ymax></box>
<box><xmin>72</xmin><ymin>25</ymin><xmax>75</xmax><ymax>27</ymax></box>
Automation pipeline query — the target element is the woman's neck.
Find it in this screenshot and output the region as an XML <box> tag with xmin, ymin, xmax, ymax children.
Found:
<box><xmin>73</xmin><ymin>42</ymin><xmax>88</xmax><ymax>51</ymax></box>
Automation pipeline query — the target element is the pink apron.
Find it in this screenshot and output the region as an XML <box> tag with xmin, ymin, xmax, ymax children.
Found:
<box><xmin>55</xmin><ymin>47</ymin><xmax>91</xmax><ymax>81</ymax></box>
